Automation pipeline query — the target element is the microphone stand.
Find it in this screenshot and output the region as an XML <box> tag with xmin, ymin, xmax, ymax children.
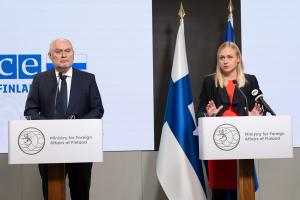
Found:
<box><xmin>48</xmin><ymin>72</ymin><xmax>65</xmax><ymax>200</ymax></box>
<box><xmin>233</xmin><ymin>80</ymin><xmax>249</xmax><ymax>116</ymax></box>
<box><xmin>54</xmin><ymin>73</ymin><xmax>62</xmax><ymax>119</ymax></box>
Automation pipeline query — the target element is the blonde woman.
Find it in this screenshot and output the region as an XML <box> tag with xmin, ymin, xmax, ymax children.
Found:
<box><xmin>197</xmin><ymin>42</ymin><xmax>262</xmax><ymax>200</ymax></box>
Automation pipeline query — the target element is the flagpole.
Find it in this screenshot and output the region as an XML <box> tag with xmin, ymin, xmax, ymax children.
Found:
<box><xmin>178</xmin><ymin>2</ymin><xmax>186</xmax><ymax>19</ymax></box>
<box><xmin>228</xmin><ymin>0</ymin><xmax>234</xmax><ymax>24</ymax></box>
<box><xmin>224</xmin><ymin>0</ymin><xmax>235</xmax><ymax>42</ymax></box>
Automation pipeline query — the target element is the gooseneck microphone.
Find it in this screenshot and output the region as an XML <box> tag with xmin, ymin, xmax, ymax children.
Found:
<box><xmin>54</xmin><ymin>72</ymin><xmax>62</xmax><ymax>118</ymax></box>
<box><xmin>233</xmin><ymin>80</ymin><xmax>249</xmax><ymax>115</ymax></box>
<box><xmin>251</xmin><ymin>89</ymin><xmax>276</xmax><ymax>116</ymax></box>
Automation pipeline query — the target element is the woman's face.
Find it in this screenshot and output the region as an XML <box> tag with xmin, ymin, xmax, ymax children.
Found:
<box><xmin>218</xmin><ymin>46</ymin><xmax>240</xmax><ymax>76</ymax></box>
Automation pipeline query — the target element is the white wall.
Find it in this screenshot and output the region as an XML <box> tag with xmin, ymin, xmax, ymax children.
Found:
<box><xmin>0</xmin><ymin>0</ymin><xmax>154</xmax><ymax>153</ymax></box>
<box><xmin>241</xmin><ymin>0</ymin><xmax>300</xmax><ymax>147</ymax></box>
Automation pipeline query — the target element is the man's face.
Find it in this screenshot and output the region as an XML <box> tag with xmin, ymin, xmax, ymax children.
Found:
<box><xmin>48</xmin><ymin>40</ymin><xmax>74</xmax><ymax>73</ymax></box>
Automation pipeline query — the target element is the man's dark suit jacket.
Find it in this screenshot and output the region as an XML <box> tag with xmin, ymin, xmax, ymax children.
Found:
<box><xmin>24</xmin><ymin>67</ymin><xmax>104</xmax><ymax>119</ymax></box>
<box><xmin>197</xmin><ymin>73</ymin><xmax>260</xmax><ymax>117</ymax></box>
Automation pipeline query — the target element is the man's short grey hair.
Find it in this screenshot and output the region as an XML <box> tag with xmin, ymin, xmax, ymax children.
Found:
<box><xmin>49</xmin><ymin>38</ymin><xmax>73</xmax><ymax>52</ymax></box>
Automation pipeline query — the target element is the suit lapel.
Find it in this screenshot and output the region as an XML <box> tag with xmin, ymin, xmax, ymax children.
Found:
<box><xmin>41</xmin><ymin>69</ymin><xmax>57</xmax><ymax>118</ymax></box>
<box><xmin>218</xmin><ymin>87</ymin><xmax>230</xmax><ymax>105</ymax></box>
<box><xmin>45</xmin><ymin>69</ymin><xmax>57</xmax><ymax>107</ymax></box>
<box><xmin>45</xmin><ymin>69</ymin><xmax>57</xmax><ymax>97</ymax></box>
<box><xmin>218</xmin><ymin>83</ymin><xmax>245</xmax><ymax>106</ymax></box>
<box><xmin>232</xmin><ymin>86</ymin><xmax>245</xmax><ymax>106</ymax></box>
<box><xmin>67</xmin><ymin>68</ymin><xmax>79</xmax><ymax>115</ymax></box>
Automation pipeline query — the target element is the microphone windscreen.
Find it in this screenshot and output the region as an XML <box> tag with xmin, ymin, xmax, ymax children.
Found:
<box><xmin>251</xmin><ymin>89</ymin><xmax>262</xmax><ymax>98</ymax></box>
<box><xmin>251</xmin><ymin>89</ymin><xmax>264</xmax><ymax>102</ymax></box>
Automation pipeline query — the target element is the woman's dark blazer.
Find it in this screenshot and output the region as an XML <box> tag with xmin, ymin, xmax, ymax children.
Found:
<box><xmin>197</xmin><ymin>73</ymin><xmax>260</xmax><ymax>117</ymax></box>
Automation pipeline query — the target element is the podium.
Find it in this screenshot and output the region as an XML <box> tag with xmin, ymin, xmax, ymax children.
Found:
<box><xmin>8</xmin><ymin>119</ymin><xmax>103</xmax><ymax>200</ymax></box>
<box><xmin>198</xmin><ymin>116</ymin><xmax>293</xmax><ymax>200</ymax></box>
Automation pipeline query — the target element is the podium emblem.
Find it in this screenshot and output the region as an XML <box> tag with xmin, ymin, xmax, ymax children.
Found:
<box><xmin>18</xmin><ymin>127</ymin><xmax>45</xmax><ymax>155</ymax></box>
<box><xmin>213</xmin><ymin>124</ymin><xmax>240</xmax><ymax>151</ymax></box>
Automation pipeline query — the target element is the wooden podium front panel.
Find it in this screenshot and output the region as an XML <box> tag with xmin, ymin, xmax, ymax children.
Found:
<box><xmin>48</xmin><ymin>164</ymin><xmax>65</xmax><ymax>200</ymax></box>
<box><xmin>239</xmin><ymin>159</ymin><xmax>255</xmax><ymax>200</ymax></box>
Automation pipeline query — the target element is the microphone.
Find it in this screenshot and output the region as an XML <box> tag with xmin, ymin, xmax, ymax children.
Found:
<box><xmin>251</xmin><ymin>89</ymin><xmax>276</xmax><ymax>116</ymax></box>
<box><xmin>54</xmin><ymin>72</ymin><xmax>62</xmax><ymax>118</ymax></box>
<box><xmin>58</xmin><ymin>72</ymin><xmax>63</xmax><ymax>80</ymax></box>
<box><xmin>233</xmin><ymin>80</ymin><xmax>249</xmax><ymax>115</ymax></box>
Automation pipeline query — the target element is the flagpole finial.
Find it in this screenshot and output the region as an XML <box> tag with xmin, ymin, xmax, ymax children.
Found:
<box><xmin>228</xmin><ymin>0</ymin><xmax>234</xmax><ymax>15</ymax></box>
<box><xmin>227</xmin><ymin>0</ymin><xmax>234</xmax><ymax>20</ymax></box>
<box><xmin>178</xmin><ymin>2</ymin><xmax>186</xmax><ymax>19</ymax></box>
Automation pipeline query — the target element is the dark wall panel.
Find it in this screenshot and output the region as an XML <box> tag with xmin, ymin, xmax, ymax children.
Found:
<box><xmin>153</xmin><ymin>0</ymin><xmax>241</xmax><ymax>149</ymax></box>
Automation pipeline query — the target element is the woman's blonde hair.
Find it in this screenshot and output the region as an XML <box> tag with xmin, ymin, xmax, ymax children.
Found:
<box><xmin>214</xmin><ymin>42</ymin><xmax>246</xmax><ymax>88</ymax></box>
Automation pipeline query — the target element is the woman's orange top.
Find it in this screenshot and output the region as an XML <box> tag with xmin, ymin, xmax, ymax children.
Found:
<box><xmin>208</xmin><ymin>80</ymin><xmax>238</xmax><ymax>189</ymax></box>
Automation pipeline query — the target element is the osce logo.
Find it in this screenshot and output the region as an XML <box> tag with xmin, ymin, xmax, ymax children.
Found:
<box><xmin>0</xmin><ymin>54</ymin><xmax>41</xmax><ymax>79</ymax></box>
<box><xmin>0</xmin><ymin>54</ymin><xmax>86</xmax><ymax>93</ymax></box>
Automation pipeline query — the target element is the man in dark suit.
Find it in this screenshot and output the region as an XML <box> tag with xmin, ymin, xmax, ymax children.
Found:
<box><xmin>24</xmin><ymin>38</ymin><xmax>104</xmax><ymax>200</ymax></box>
